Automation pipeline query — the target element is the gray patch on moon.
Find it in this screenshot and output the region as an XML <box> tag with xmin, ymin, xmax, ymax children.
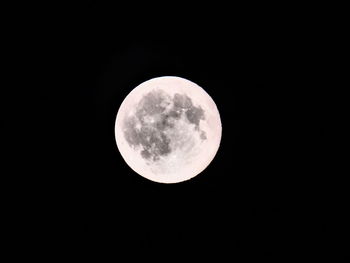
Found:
<box><xmin>123</xmin><ymin>90</ymin><xmax>207</xmax><ymax>163</ymax></box>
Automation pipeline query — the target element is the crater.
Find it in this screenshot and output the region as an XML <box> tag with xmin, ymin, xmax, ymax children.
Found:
<box><xmin>123</xmin><ymin>90</ymin><xmax>207</xmax><ymax>162</ymax></box>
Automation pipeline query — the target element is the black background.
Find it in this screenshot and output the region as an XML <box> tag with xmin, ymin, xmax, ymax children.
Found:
<box><xmin>6</xmin><ymin>3</ymin><xmax>336</xmax><ymax>260</ymax></box>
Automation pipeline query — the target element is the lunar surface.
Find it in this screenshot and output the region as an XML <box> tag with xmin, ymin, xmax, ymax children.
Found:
<box><xmin>115</xmin><ymin>76</ymin><xmax>222</xmax><ymax>183</ymax></box>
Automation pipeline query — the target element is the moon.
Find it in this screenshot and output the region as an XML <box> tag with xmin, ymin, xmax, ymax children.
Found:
<box><xmin>115</xmin><ymin>76</ymin><xmax>222</xmax><ymax>183</ymax></box>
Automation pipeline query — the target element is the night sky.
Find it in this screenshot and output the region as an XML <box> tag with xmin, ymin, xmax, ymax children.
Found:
<box><xmin>6</xmin><ymin>3</ymin><xmax>335</xmax><ymax>261</ymax></box>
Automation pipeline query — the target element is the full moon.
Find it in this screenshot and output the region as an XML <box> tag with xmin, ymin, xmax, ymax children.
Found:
<box><xmin>115</xmin><ymin>76</ymin><xmax>222</xmax><ymax>183</ymax></box>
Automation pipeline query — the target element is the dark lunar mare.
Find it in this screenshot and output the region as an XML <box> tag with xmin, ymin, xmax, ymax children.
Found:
<box><xmin>123</xmin><ymin>90</ymin><xmax>206</xmax><ymax>162</ymax></box>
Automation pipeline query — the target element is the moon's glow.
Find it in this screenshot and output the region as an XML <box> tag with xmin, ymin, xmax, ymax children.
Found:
<box><xmin>115</xmin><ymin>76</ymin><xmax>221</xmax><ymax>183</ymax></box>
